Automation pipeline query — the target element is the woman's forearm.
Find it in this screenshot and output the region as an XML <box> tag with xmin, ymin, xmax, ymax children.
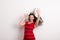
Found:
<box><xmin>21</xmin><ymin>17</ymin><xmax>25</xmax><ymax>23</ymax></box>
<box><xmin>35</xmin><ymin>8</ymin><xmax>40</xmax><ymax>27</ymax></box>
<box><xmin>20</xmin><ymin>17</ymin><xmax>26</xmax><ymax>26</ymax></box>
<box><xmin>20</xmin><ymin>13</ymin><xmax>28</xmax><ymax>26</ymax></box>
<box><xmin>37</xmin><ymin>9</ymin><xmax>40</xmax><ymax>20</ymax></box>
<box><xmin>37</xmin><ymin>13</ymin><xmax>40</xmax><ymax>22</ymax></box>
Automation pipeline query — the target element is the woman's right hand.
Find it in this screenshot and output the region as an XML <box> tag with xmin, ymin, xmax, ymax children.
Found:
<box><xmin>23</xmin><ymin>13</ymin><xmax>28</xmax><ymax>18</ymax></box>
<box><xmin>20</xmin><ymin>13</ymin><xmax>28</xmax><ymax>27</ymax></box>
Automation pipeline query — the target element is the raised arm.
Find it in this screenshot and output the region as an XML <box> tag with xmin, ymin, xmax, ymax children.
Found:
<box><xmin>19</xmin><ymin>13</ymin><xmax>28</xmax><ymax>27</ymax></box>
<box><xmin>34</xmin><ymin>8</ymin><xmax>41</xmax><ymax>27</ymax></box>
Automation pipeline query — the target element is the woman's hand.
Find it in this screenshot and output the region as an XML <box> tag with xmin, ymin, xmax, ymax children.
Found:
<box><xmin>36</xmin><ymin>8</ymin><xmax>41</xmax><ymax>17</ymax></box>
<box><xmin>23</xmin><ymin>13</ymin><xmax>28</xmax><ymax>18</ymax></box>
<box><xmin>20</xmin><ymin>13</ymin><xmax>28</xmax><ymax>27</ymax></box>
<box><xmin>36</xmin><ymin>8</ymin><xmax>40</xmax><ymax>15</ymax></box>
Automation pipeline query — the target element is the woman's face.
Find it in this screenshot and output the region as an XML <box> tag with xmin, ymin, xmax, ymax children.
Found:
<box><xmin>29</xmin><ymin>15</ymin><xmax>34</xmax><ymax>21</ymax></box>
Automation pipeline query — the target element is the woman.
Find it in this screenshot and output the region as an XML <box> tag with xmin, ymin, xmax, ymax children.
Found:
<box><xmin>20</xmin><ymin>8</ymin><xmax>43</xmax><ymax>40</ymax></box>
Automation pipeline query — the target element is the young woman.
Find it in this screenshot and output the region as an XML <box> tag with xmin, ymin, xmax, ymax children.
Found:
<box><xmin>20</xmin><ymin>8</ymin><xmax>43</xmax><ymax>40</ymax></box>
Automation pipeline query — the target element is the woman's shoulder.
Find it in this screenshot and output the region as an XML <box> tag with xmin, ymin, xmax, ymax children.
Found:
<box><xmin>25</xmin><ymin>21</ymin><xmax>28</xmax><ymax>24</ymax></box>
<box><xmin>25</xmin><ymin>21</ymin><xmax>28</xmax><ymax>22</ymax></box>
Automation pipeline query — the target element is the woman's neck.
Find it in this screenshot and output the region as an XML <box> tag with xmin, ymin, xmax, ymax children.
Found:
<box><xmin>29</xmin><ymin>20</ymin><xmax>33</xmax><ymax>23</ymax></box>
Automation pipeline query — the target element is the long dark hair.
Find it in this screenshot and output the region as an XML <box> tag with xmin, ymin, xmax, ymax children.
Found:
<box><xmin>28</xmin><ymin>12</ymin><xmax>43</xmax><ymax>26</ymax></box>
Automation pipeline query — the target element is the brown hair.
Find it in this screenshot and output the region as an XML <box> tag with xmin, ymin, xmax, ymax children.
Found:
<box><xmin>28</xmin><ymin>13</ymin><xmax>43</xmax><ymax>26</ymax></box>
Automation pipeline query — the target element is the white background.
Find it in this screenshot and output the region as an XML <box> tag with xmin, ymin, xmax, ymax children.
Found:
<box><xmin>0</xmin><ymin>0</ymin><xmax>60</xmax><ymax>40</ymax></box>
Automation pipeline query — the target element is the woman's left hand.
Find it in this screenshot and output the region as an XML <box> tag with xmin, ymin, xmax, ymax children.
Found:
<box><xmin>36</xmin><ymin>8</ymin><xmax>40</xmax><ymax>15</ymax></box>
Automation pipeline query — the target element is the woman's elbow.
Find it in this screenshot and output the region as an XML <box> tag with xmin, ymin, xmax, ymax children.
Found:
<box><xmin>20</xmin><ymin>23</ymin><xmax>25</xmax><ymax>27</ymax></box>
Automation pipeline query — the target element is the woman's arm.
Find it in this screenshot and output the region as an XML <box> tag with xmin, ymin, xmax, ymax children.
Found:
<box><xmin>20</xmin><ymin>13</ymin><xmax>28</xmax><ymax>27</ymax></box>
<box><xmin>34</xmin><ymin>8</ymin><xmax>41</xmax><ymax>27</ymax></box>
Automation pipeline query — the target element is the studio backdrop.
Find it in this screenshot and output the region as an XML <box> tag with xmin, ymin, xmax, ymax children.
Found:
<box><xmin>0</xmin><ymin>0</ymin><xmax>60</xmax><ymax>40</ymax></box>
